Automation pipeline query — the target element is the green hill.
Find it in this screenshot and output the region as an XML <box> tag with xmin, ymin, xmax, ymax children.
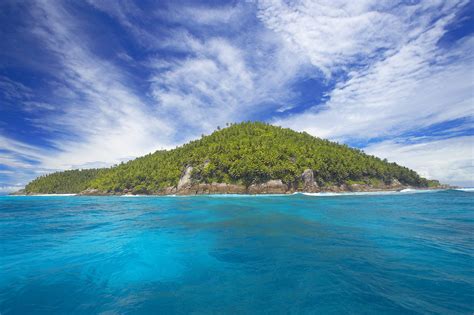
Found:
<box><xmin>23</xmin><ymin>169</ymin><xmax>104</xmax><ymax>194</ymax></box>
<box><xmin>22</xmin><ymin>122</ymin><xmax>439</xmax><ymax>194</ymax></box>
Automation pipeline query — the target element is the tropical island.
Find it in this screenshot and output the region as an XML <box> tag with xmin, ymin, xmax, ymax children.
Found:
<box><xmin>15</xmin><ymin>122</ymin><xmax>443</xmax><ymax>196</ymax></box>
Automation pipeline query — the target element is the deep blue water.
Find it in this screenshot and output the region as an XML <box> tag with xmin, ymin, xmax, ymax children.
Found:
<box><xmin>0</xmin><ymin>190</ymin><xmax>473</xmax><ymax>314</ymax></box>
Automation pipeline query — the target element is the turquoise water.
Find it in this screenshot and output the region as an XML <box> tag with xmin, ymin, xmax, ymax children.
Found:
<box><xmin>0</xmin><ymin>190</ymin><xmax>473</xmax><ymax>314</ymax></box>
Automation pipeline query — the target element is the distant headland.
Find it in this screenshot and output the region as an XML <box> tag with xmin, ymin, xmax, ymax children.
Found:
<box><xmin>13</xmin><ymin>122</ymin><xmax>445</xmax><ymax>196</ymax></box>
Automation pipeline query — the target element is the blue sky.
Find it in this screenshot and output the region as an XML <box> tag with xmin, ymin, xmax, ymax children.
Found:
<box><xmin>0</xmin><ymin>0</ymin><xmax>473</xmax><ymax>192</ymax></box>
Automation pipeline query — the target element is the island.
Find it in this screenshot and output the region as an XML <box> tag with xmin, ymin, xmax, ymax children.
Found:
<box><xmin>14</xmin><ymin>122</ymin><xmax>444</xmax><ymax>196</ymax></box>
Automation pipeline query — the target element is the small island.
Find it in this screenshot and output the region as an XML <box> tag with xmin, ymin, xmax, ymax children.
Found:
<box><xmin>15</xmin><ymin>122</ymin><xmax>444</xmax><ymax>196</ymax></box>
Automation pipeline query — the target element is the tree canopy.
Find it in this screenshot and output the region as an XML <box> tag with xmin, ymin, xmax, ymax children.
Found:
<box><xmin>24</xmin><ymin>122</ymin><xmax>435</xmax><ymax>194</ymax></box>
<box><xmin>24</xmin><ymin>169</ymin><xmax>104</xmax><ymax>194</ymax></box>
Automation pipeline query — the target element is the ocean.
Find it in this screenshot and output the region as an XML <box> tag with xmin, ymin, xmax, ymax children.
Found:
<box><xmin>0</xmin><ymin>190</ymin><xmax>473</xmax><ymax>314</ymax></box>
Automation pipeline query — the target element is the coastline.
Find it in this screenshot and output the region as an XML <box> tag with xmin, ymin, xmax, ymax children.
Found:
<box><xmin>10</xmin><ymin>184</ymin><xmax>451</xmax><ymax>197</ymax></box>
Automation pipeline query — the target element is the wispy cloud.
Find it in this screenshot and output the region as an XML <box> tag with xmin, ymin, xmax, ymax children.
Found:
<box><xmin>0</xmin><ymin>184</ymin><xmax>25</xmax><ymax>194</ymax></box>
<box><xmin>163</xmin><ymin>3</ymin><xmax>249</xmax><ymax>27</ymax></box>
<box><xmin>0</xmin><ymin>134</ymin><xmax>55</xmax><ymax>192</ymax></box>
<box><xmin>276</xmin><ymin>35</ymin><xmax>473</xmax><ymax>141</ymax></box>
<box><xmin>96</xmin><ymin>1</ymin><xmax>309</xmax><ymax>139</ymax></box>
<box><xmin>365</xmin><ymin>136</ymin><xmax>474</xmax><ymax>186</ymax></box>
<box><xmin>269</xmin><ymin>0</ymin><xmax>472</xmax><ymax>138</ymax></box>
<box><xmin>149</xmin><ymin>34</ymin><xmax>304</xmax><ymax>137</ymax></box>
<box><xmin>257</xmin><ymin>0</ymin><xmax>467</xmax><ymax>75</ymax></box>
<box><xmin>0</xmin><ymin>135</ymin><xmax>50</xmax><ymax>164</ymax></box>
<box><xmin>0</xmin><ymin>75</ymin><xmax>34</xmax><ymax>101</ymax></box>
<box><xmin>24</xmin><ymin>0</ymin><xmax>176</xmax><ymax>170</ymax></box>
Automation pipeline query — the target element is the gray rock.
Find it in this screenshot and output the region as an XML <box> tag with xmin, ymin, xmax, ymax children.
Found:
<box><xmin>177</xmin><ymin>166</ymin><xmax>193</xmax><ymax>191</ymax></box>
<box><xmin>164</xmin><ymin>186</ymin><xmax>177</xmax><ymax>194</ymax></box>
<box><xmin>302</xmin><ymin>169</ymin><xmax>319</xmax><ymax>192</ymax></box>
<box><xmin>78</xmin><ymin>188</ymin><xmax>108</xmax><ymax>196</ymax></box>
<box><xmin>176</xmin><ymin>182</ymin><xmax>247</xmax><ymax>195</ymax></box>
<box><xmin>390</xmin><ymin>178</ymin><xmax>402</xmax><ymax>187</ymax></box>
<box><xmin>248</xmin><ymin>179</ymin><xmax>288</xmax><ymax>194</ymax></box>
<box><xmin>302</xmin><ymin>169</ymin><xmax>314</xmax><ymax>184</ymax></box>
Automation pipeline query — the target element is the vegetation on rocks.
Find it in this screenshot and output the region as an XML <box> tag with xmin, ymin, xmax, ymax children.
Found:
<box><xmin>23</xmin><ymin>122</ymin><xmax>436</xmax><ymax>194</ymax></box>
<box><xmin>24</xmin><ymin>169</ymin><xmax>104</xmax><ymax>194</ymax></box>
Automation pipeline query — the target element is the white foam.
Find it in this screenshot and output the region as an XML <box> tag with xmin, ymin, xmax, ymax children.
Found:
<box><xmin>206</xmin><ymin>193</ymin><xmax>289</xmax><ymax>197</ymax></box>
<box><xmin>299</xmin><ymin>189</ymin><xmax>440</xmax><ymax>197</ymax></box>
<box><xmin>117</xmin><ymin>193</ymin><xmax>288</xmax><ymax>198</ymax></box>
<box><xmin>116</xmin><ymin>189</ymin><xmax>446</xmax><ymax>198</ymax></box>
<box><xmin>300</xmin><ymin>191</ymin><xmax>397</xmax><ymax>197</ymax></box>
<box><xmin>455</xmin><ymin>188</ymin><xmax>474</xmax><ymax>192</ymax></box>
<box><xmin>398</xmin><ymin>189</ymin><xmax>440</xmax><ymax>194</ymax></box>
<box><xmin>119</xmin><ymin>194</ymin><xmax>154</xmax><ymax>197</ymax></box>
<box><xmin>29</xmin><ymin>194</ymin><xmax>77</xmax><ymax>196</ymax></box>
<box><xmin>162</xmin><ymin>193</ymin><xmax>289</xmax><ymax>198</ymax></box>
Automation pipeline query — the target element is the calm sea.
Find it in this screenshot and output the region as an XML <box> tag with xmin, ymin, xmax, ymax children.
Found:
<box><xmin>1</xmin><ymin>190</ymin><xmax>473</xmax><ymax>314</ymax></box>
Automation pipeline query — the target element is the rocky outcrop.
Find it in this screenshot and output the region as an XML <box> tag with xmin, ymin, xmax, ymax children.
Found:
<box><xmin>321</xmin><ymin>184</ymin><xmax>349</xmax><ymax>193</ymax></box>
<box><xmin>390</xmin><ymin>178</ymin><xmax>402</xmax><ymax>188</ymax></box>
<box><xmin>347</xmin><ymin>184</ymin><xmax>368</xmax><ymax>192</ymax></box>
<box><xmin>176</xmin><ymin>182</ymin><xmax>246</xmax><ymax>195</ymax></box>
<box><xmin>301</xmin><ymin>169</ymin><xmax>319</xmax><ymax>192</ymax></box>
<box><xmin>177</xmin><ymin>166</ymin><xmax>193</xmax><ymax>190</ymax></box>
<box><xmin>248</xmin><ymin>179</ymin><xmax>288</xmax><ymax>194</ymax></box>
<box><xmin>346</xmin><ymin>180</ymin><xmax>408</xmax><ymax>192</ymax></box>
<box><xmin>175</xmin><ymin>165</ymin><xmax>249</xmax><ymax>195</ymax></box>
<box><xmin>75</xmin><ymin>174</ymin><xmax>418</xmax><ymax>196</ymax></box>
<box><xmin>175</xmin><ymin>179</ymin><xmax>289</xmax><ymax>195</ymax></box>
<box><xmin>78</xmin><ymin>188</ymin><xmax>109</xmax><ymax>196</ymax></box>
<box><xmin>164</xmin><ymin>186</ymin><xmax>177</xmax><ymax>194</ymax></box>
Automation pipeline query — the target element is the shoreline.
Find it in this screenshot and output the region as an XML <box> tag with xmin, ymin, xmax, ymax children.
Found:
<box><xmin>9</xmin><ymin>187</ymin><xmax>454</xmax><ymax>197</ymax></box>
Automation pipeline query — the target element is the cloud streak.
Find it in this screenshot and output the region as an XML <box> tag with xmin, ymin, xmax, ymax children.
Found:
<box><xmin>365</xmin><ymin>136</ymin><xmax>474</xmax><ymax>186</ymax></box>
<box><xmin>24</xmin><ymin>0</ymin><xmax>176</xmax><ymax>170</ymax></box>
<box><xmin>267</xmin><ymin>0</ymin><xmax>472</xmax><ymax>139</ymax></box>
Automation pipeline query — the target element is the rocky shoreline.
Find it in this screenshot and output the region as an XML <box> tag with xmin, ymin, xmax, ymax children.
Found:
<box><xmin>76</xmin><ymin>183</ymin><xmax>440</xmax><ymax>196</ymax></box>
<box><xmin>12</xmin><ymin>168</ymin><xmax>449</xmax><ymax>196</ymax></box>
<box><xmin>10</xmin><ymin>184</ymin><xmax>447</xmax><ymax>196</ymax></box>
<box><xmin>77</xmin><ymin>167</ymin><xmax>408</xmax><ymax>196</ymax></box>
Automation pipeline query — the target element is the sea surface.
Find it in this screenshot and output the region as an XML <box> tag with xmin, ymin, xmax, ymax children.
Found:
<box><xmin>0</xmin><ymin>190</ymin><xmax>473</xmax><ymax>314</ymax></box>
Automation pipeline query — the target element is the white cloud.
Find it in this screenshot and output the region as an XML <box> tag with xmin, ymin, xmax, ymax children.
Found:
<box><xmin>0</xmin><ymin>135</ymin><xmax>57</xmax><ymax>189</ymax></box>
<box><xmin>148</xmin><ymin>25</ymin><xmax>307</xmax><ymax>138</ymax></box>
<box><xmin>276</xmin><ymin>35</ymin><xmax>474</xmax><ymax>141</ymax></box>
<box><xmin>276</xmin><ymin>104</ymin><xmax>295</xmax><ymax>113</ymax></box>
<box><xmin>22</xmin><ymin>101</ymin><xmax>56</xmax><ymax>112</ymax></box>
<box><xmin>29</xmin><ymin>0</ymin><xmax>306</xmax><ymax>156</ymax></box>
<box><xmin>167</xmin><ymin>4</ymin><xmax>246</xmax><ymax>26</ymax></box>
<box><xmin>0</xmin><ymin>75</ymin><xmax>33</xmax><ymax>101</ymax></box>
<box><xmin>25</xmin><ymin>0</ymin><xmax>176</xmax><ymax>170</ymax></box>
<box><xmin>0</xmin><ymin>135</ymin><xmax>50</xmax><ymax>165</ymax></box>
<box><xmin>151</xmin><ymin>38</ymin><xmax>255</xmax><ymax>132</ymax></box>
<box><xmin>257</xmin><ymin>0</ymin><xmax>466</xmax><ymax>75</ymax></box>
<box><xmin>268</xmin><ymin>0</ymin><xmax>472</xmax><ymax>139</ymax></box>
<box><xmin>0</xmin><ymin>185</ymin><xmax>24</xmax><ymax>194</ymax></box>
<box><xmin>258</xmin><ymin>0</ymin><xmax>405</xmax><ymax>76</ymax></box>
<box><xmin>365</xmin><ymin>136</ymin><xmax>474</xmax><ymax>186</ymax></box>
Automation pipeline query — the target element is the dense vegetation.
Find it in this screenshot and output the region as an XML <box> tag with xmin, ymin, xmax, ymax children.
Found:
<box><xmin>23</xmin><ymin>122</ymin><xmax>435</xmax><ymax>194</ymax></box>
<box><xmin>24</xmin><ymin>169</ymin><xmax>104</xmax><ymax>194</ymax></box>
